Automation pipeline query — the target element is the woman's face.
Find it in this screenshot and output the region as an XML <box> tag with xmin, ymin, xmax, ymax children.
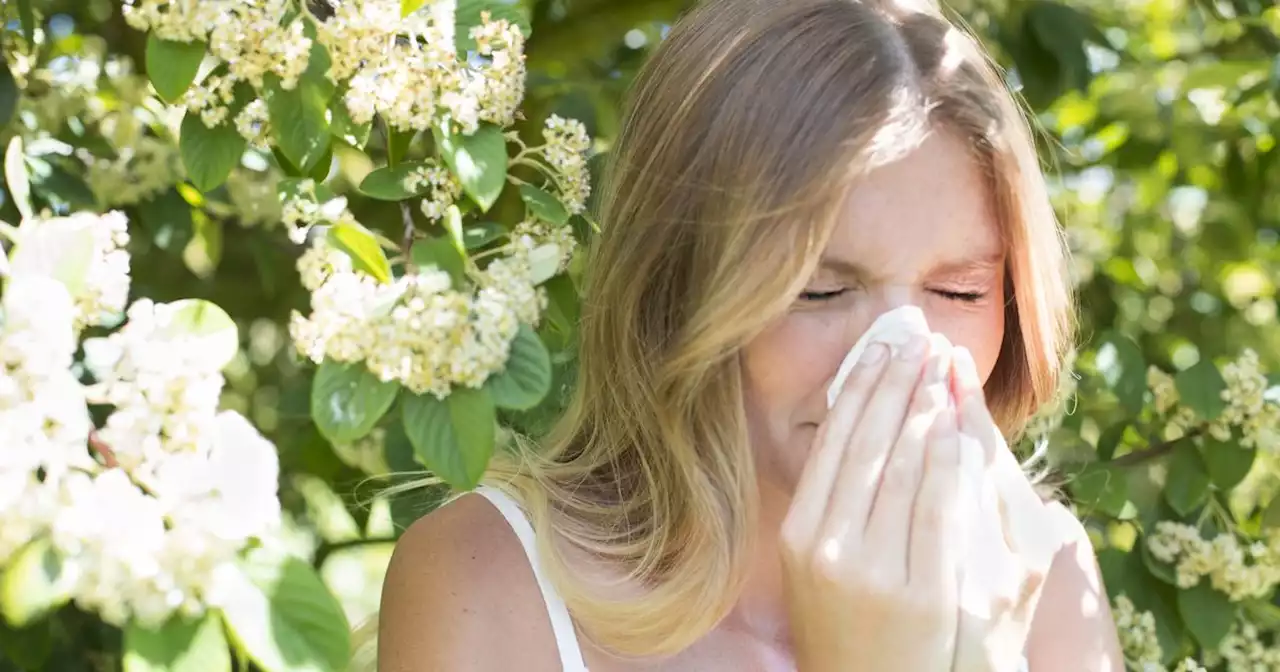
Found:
<box><xmin>742</xmin><ymin>131</ymin><xmax>1008</xmax><ymax>494</ymax></box>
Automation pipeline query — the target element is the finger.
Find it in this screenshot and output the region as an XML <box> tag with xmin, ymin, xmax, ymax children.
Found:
<box><xmin>783</xmin><ymin>342</ymin><xmax>891</xmax><ymax>551</ymax></box>
<box><xmin>906</xmin><ymin>405</ymin><xmax>962</xmax><ymax>595</ymax></box>
<box><xmin>862</xmin><ymin>342</ymin><xmax>954</xmax><ymax>581</ymax></box>
<box><xmin>819</xmin><ymin>332</ymin><xmax>931</xmax><ymax>547</ymax></box>
<box><xmin>958</xmin><ymin>392</ymin><xmax>1061</xmax><ymax>574</ymax></box>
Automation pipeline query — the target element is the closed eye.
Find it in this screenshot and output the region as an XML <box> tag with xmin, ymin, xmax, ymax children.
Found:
<box><xmin>799</xmin><ymin>289</ymin><xmax>847</xmax><ymax>302</ymax></box>
<box><xmin>934</xmin><ymin>289</ymin><xmax>986</xmax><ymax>303</ymax></box>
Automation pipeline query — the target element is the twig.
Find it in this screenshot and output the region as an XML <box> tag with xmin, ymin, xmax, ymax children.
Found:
<box><xmin>400</xmin><ymin>201</ymin><xmax>417</xmax><ymax>273</ymax></box>
<box><xmin>1109</xmin><ymin>425</ymin><xmax>1207</xmax><ymax>467</ymax></box>
<box><xmin>313</xmin><ymin>536</ymin><xmax>397</xmax><ymax>567</ymax></box>
<box><xmin>87</xmin><ymin>431</ymin><xmax>118</xmax><ymax>469</ymax></box>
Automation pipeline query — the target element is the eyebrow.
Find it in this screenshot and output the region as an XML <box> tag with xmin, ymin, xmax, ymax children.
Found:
<box><xmin>817</xmin><ymin>250</ymin><xmax>1006</xmax><ymax>280</ymax></box>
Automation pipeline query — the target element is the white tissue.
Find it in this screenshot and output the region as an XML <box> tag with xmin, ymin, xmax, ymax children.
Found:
<box><xmin>824</xmin><ymin>306</ymin><xmax>1068</xmax><ymax>620</ymax></box>
<box><xmin>826</xmin><ymin>305</ymin><xmax>930</xmax><ymax>409</ymax></box>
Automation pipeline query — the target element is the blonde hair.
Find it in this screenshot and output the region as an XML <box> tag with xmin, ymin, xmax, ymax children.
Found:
<box><xmin>362</xmin><ymin>0</ymin><xmax>1074</xmax><ymax>663</ymax></box>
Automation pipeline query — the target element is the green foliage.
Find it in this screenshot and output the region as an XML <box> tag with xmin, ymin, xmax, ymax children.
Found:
<box><xmin>2</xmin><ymin>0</ymin><xmax>1279</xmax><ymax>669</ymax></box>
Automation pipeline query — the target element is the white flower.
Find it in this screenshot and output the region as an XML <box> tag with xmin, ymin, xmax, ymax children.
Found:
<box><xmin>1113</xmin><ymin>594</ymin><xmax>1163</xmax><ymax>668</ymax></box>
<box><xmin>7</xmin><ymin>211</ymin><xmax>131</xmax><ymax>330</ymax></box>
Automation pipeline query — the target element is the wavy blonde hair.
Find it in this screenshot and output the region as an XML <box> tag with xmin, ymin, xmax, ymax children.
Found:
<box><xmin>360</xmin><ymin>0</ymin><xmax>1074</xmax><ymax>664</ymax></box>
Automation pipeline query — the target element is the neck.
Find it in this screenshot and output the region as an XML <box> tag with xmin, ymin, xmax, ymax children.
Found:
<box><xmin>722</xmin><ymin>476</ymin><xmax>794</xmax><ymax>646</ymax></box>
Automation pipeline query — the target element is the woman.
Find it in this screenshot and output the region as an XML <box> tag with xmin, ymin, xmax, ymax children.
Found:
<box><xmin>378</xmin><ymin>0</ymin><xmax>1123</xmax><ymax>669</ymax></box>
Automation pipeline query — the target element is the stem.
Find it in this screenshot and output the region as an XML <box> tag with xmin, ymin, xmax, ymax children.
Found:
<box><xmin>88</xmin><ymin>431</ymin><xmax>118</xmax><ymax>469</ymax></box>
<box><xmin>400</xmin><ymin>201</ymin><xmax>417</xmax><ymax>273</ymax></box>
<box><xmin>1109</xmin><ymin>425</ymin><xmax>1207</xmax><ymax>467</ymax></box>
<box><xmin>313</xmin><ymin>536</ymin><xmax>397</xmax><ymax>567</ymax></box>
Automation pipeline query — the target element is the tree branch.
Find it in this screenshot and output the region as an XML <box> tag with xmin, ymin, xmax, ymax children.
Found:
<box><xmin>313</xmin><ymin>536</ymin><xmax>397</xmax><ymax>568</ymax></box>
<box><xmin>1109</xmin><ymin>425</ymin><xmax>1207</xmax><ymax>467</ymax></box>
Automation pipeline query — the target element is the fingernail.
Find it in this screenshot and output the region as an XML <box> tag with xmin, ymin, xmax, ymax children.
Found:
<box><xmin>953</xmin><ymin>346</ymin><xmax>980</xmax><ymax>392</ymax></box>
<box><xmin>862</xmin><ymin>342</ymin><xmax>888</xmax><ymax>365</ymax></box>
<box><xmin>899</xmin><ymin>333</ymin><xmax>928</xmax><ymax>360</ymax></box>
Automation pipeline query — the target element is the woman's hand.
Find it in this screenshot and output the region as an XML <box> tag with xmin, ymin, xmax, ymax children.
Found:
<box><xmin>780</xmin><ymin>333</ymin><xmax>973</xmax><ymax>672</ymax></box>
<box><xmin>950</xmin><ymin>347</ymin><xmax>1067</xmax><ymax>672</ymax></box>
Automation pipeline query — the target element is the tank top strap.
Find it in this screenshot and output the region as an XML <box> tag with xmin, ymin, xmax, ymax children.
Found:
<box><xmin>475</xmin><ymin>486</ymin><xmax>590</xmax><ymax>672</ymax></box>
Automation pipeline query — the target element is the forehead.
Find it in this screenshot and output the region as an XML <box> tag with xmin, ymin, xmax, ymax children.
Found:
<box><xmin>824</xmin><ymin>130</ymin><xmax>1003</xmax><ymax>274</ymax></box>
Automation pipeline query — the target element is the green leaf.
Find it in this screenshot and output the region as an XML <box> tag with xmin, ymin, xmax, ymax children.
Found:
<box><xmin>17</xmin><ymin>0</ymin><xmax>36</xmax><ymax>46</ymax></box>
<box><xmin>180</xmin><ymin>111</ymin><xmax>247</xmax><ymax>192</ymax></box>
<box><xmin>461</xmin><ymin>221</ymin><xmax>506</xmax><ymax>250</ymax></box>
<box><xmin>1141</xmin><ymin>540</ymin><xmax>1179</xmax><ymax>586</ymax></box>
<box><xmin>25</xmin><ymin>157</ymin><xmax>97</xmax><ymax>211</ymax></box>
<box><xmin>1242</xmin><ymin>599</ymin><xmax>1280</xmax><ymax>630</ymax></box>
<box><xmin>544</xmin><ymin>273</ymin><xmax>580</xmax><ymax>337</ymax></box>
<box><xmin>1164</xmin><ymin>440</ymin><xmax>1210</xmax><ymax>516</ymax></box>
<box><xmin>484</xmin><ymin>325</ymin><xmax>552</xmax><ymax>410</ymax></box>
<box><xmin>402</xmin><ymin>386</ymin><xmax>496</xmax><ymax>490</ymax></box>
<box><xmin>0</xmin><ymin>56</ymin><xmax>19</xmax><ymax>129</ymax></box>
<box><xmin>123</xmin><ymin>612</ymin><xmax>231</xmax><ymax>672</ymax></box>
<box><xmin>329</xmin><ymin>96</ymin><xmax>370</xmax><ymax>149</ymax></box>
<box><xmin>219</xmin><ymin>550</ymin><xmax>351</xmax><ymax>672</ymax></box>
<box><xmin>0</xmin><ymin>618</ymin><xmax>52</xmax><ymax>671</ymax></box>
<box><xmin>311</xmin><ymin>360</ymin><xmax>400</xmax><ymax>445</ymax></box>
<box><xmin>359</xmin><ymin>161</ymin><xmax>432</xmax><ymax>201</ymax></box>
<box><xmin>1175</xmin><ymin>358</ymin><xmax>1227</xmax><ymax>422</ymax></box>
<box><xmin>5</xmin><ymin>136</ymin><xmax>32</xmax><ymax>220</ymax></box>
<box><xmin>386</xmin><ymin>128</ymin><xmax>416</xmax><ymax>168</ymax></box>
<box><xmin>161</xmin><ymin>299</ymin><xmax>240</xmax><ymax>371</ymax></box>
<box><xmin>1263</xmin><ymin>496</ymin><xmax>1280</xmax><ymax>530</ymax></box>
<box><xmin>527</xmin><ymin>243</ymin><xmax>562</xmax><ymax>284</ymax></box>
<box><xmin>145</xmin><ymin>35</ymin><xmax>207</xmax><ymax>104</ymax></box>
<box><xmin>264</xmin><ymin>41</ymin><xmax>333</xmax><ymax>174</ymax></box>
<box><xmin>410</xmin><ymin>237</ymin><xmax>467</xmax><ymax>287</ymax></box>
<box><xmin>1200</xmin><ymin>434</ymin><xmax>1255</xmax><ymax>491</ymax></box>
<box><xmin>0</xmin><ymin>539</ymin><xmax>76</xmax><ymax>628</ymax></box>
<box><xmin>1096</xmin><ymin>421</ymin><xmax>1128</xmax><ymax>461</ymax></box>
<box><xmin>7</xmin><ymin>213</ymin><xmax>97</xmax><ymax>295</ymax></box>
<box><xmin>1068</xmin><ymin>463</ymin><xmax>1131</xmax><ymax>518</ymax></box>
<box><xmin>1105</xmin><ymin>547</ymin><xmax>1187</xmax><ymax>665</ymax></box>
<box><xmin>401</xmin><ymin>0</ymin><xmax>427</xmax><ymax>17</ymax></box>
<box><xmin>1095</xmin><ymin>332</ymin><xmax>1146</xmax><ymax>414</ymax></box>
<box><xmin>455</xmin><ymin>0</ymin><xmax>532</xmax><ymax>53</ymax></box>
<box><xmin>518</xmin><ymin>184</ymin><xmax>569</xmax><ymax>225</ymax></box>
<box><xmin>443</xmin><ymin>204</ymin><xmax>467</xmax><ymax>256</ymax></box>
<box><xmin>1177</xmin><ymin>581</ymin><xmax>1235</xmax><ymax>650</ymax></box>
<box><xmin>327</xmin><ymin>221</ymin><xmax>392</xmax><ymax>284</ymax></box>
<box><xmin>437</xmin><ymin>122</ymin><xmax>507</xmax><ymax>212</ymax></box>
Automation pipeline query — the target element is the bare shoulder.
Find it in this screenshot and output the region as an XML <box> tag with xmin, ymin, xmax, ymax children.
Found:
<box><xmin>377</xmin><ymin>492</ymin><xmax>564</xmax><ymax>672</ymax></box>
<box><xmin>1026</xmin><ymin>502</ymin><xmax>1124</xmax><ymax>672</ymax></box>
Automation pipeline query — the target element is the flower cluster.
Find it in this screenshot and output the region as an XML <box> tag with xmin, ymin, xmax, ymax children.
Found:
<box><xmin>1114</xmin><ymin>595</ymin><xmax>1164</xmax><ymax>668</ymax></box>
<box><xmin>289</xmin><ymin>229</ymin><xmax>563</xmax><ymax>398</ymax></box>
<box><xmin>1147</xmin><ymin>350</ymin><xmax>1279</xmax><ymax>450</ymax></box>
<box><xmin>281</xmin><ymin>180</ymin><xmax>362</xmax><ymax>245</ymax></box>
<box><xmin>538</xmin><ymin>116</ymin><xmax>592</xmax><ymax>215</ymax></box>
<box><xmin>406</xmin><ymin>162</ymin><xmax>464</xmax><ymax>221</ymax></box>
<box><xmin>1113</xmin><ymin>595</ymin><xmax>1208</xmax><ymax>672</ymax></box>
<box><xmin>320</xmin><ymin>0</ymin><xmax>526</xmax><ymax>135</ymax></box>
<box><xmin>5</xmin><ymin>36</ymin><xmax>183</xmax><ymax>208</ymax></box>
<box><xmin>125</xmin><ymin>0</ymin><xmax>311</xmax><ymax>131</ymax></box>
<box><xmin>1147</xmin><ymin>521</ymin><xmax>1280</xmax><ymax>600</ymax></box>
<box><xmin>0</xmin><ymin>213</ymin><xmax>281</xmax><ymax>628</ymax></box>
<box><xmin>1206</xmin><ymin>620</ymin><xmax>1280</xmax><ymax>669</ymax></box>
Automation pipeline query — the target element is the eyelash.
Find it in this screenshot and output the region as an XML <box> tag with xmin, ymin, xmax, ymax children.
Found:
<box><xmin>798</xmin><ymin>289</ymin><xmax>987</xmax><ymax>303</ymax></box>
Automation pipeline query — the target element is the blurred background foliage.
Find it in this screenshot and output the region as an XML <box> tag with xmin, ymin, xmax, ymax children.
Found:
<box><xmin>1</xmin><ymin>0</ymin><xmax>1279</xmax><ymax>669</ymax></box>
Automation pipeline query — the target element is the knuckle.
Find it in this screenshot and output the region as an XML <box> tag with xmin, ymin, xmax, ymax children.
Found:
<box><xmin>881</xmin><ymin>454</ymin><xmax>921</xmax><ymax>492</ymax></box>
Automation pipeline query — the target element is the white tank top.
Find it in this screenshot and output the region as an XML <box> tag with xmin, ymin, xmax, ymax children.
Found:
<box><xmin>475</xmin><ymin>486</ymin><xmax>1032</xmax><ymax>672</ymax></box>
<box><xmin>476</xmin><ymin>486</ymin><xmax>591</xmax><ymax>671</ymax></box>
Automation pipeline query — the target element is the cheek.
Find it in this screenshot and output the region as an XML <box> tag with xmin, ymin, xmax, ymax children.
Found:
<box><xmin>932</xmin><ymin>295</ymin><xmax>1006</xmax><ymax>384</ymax></box>
<box><xmin>740</xmin><ymin>312</ymin><xmax>849</xmax><ymax>428</ymax></box>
